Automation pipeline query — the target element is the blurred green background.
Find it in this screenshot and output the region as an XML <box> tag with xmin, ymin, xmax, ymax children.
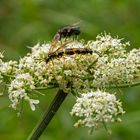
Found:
<box><xmin>0</xmin><ymin>0</ymin><xmax>140</xmax><ymax>140</ymax></box>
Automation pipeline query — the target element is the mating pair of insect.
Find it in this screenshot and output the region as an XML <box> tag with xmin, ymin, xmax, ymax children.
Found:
<box><xmin>45</xmin><ymin>22</ymin><xmax>92</xmax><ymax>63</ymax></box>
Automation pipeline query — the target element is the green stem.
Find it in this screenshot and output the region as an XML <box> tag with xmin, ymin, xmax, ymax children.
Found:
<box><xmin>103</xmin><ymin>81</ymin><xmax>140</xmax><ymax>88</ymax></box>
<box><xmin>35</xmin><ymin>85</ymin><xmax>57</xmax><ymax>90</ymax></box>
<box><xmin>35</xmin><ymin>80</ymin><xmax>140</xmax><ymax>92</ymax></box>
<box><xmin>2</xmin><ymin>73</ymin><xmax>15</xmax><ymax>78</ymax></box>
<box><xmin>27</xmin><ymin>89</ymin><xmax>68</xmax><ymax>140</ymax></box>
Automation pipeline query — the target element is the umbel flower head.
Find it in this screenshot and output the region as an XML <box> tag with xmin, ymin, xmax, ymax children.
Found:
<box><xmin>0</xmin><ymin>33</ymin><xmax>140</xmax><ymax>112</ymax></box>
<box><xmin>70</xmin><ymin>90</ymin><xmax>125</xmax><ymax>131</ymax></box>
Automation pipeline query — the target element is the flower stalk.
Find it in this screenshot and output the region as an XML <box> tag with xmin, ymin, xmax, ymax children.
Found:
<box><xmin>27</xmin><ymin>89</ymin><xmax>68</xmax><ymax>140</ymax></box>
<box><xmin>34</xmin><ymin>80</ymin><xmax>140</xmax><ymax>92</ymax></box>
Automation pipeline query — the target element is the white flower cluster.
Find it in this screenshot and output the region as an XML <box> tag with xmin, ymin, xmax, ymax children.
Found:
<box><xmin>89</xmin><ymin>33</ymin><xmax>128</xmax><ymax>56</ymax></box>
<box><xmin>70</xmin><ymin>90</ymin><xmax>125</xmax><ymax>130</ymax></box>
<box><xmin>126</xmin><ymin>48</ymin><xmax>140</xmax><ymax>77</ymax></box>
<box><xmin>8</xmin><ymin>73</ymin><xmax>39</xmax><ymax>111</ymax></box>
<box><xmin>87</xmin><ymin>34</ymin><xmax>140</xmax><ymax>87</ymax></box>
<box><xmin>0</xmin><ymin>52</ymin><xmax>17</xmax><ymax>84</ymax></box>
<box><xmin>7</xmin><ymin>43</ymin><xmax>55</xmax><ymax>110</ymax></box>
<box><xmin>1</xmin><ymin>33</ymin><xmax>140</xmax><ymax>112</ymax></box>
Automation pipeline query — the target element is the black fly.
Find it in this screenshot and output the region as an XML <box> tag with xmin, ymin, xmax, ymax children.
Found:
<box><xmin>52</xmin><ymin>21</ymin><xmax>81</xmax><ymax>42</ymax></box>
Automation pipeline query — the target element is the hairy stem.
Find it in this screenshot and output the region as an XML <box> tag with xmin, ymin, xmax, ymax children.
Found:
<box><xmin>27</xmin><ymin>89</ymin><xmax>68</xmax><ymax>140</ymax></box>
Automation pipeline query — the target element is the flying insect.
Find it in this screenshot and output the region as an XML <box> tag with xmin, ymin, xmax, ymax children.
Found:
<box><xmin>50</xmin><ymin>21</ymin><xmax>81</xmax><ymax>52</ymax></box>
<box><xmin>52</xmin><ymin>21</ymin><xmax>81</xmax><ymax>42</ymax></box>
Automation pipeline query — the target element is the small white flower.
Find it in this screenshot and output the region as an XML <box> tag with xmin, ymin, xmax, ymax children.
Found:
<box><xmin>66</xmin><ymin>41</ymin><xmax>85</xmax><ymax>49</ymax></box>
<box><xmin>24</xmin><ymin>96</ymin><xmax>39</xmax><ymax>111</ymax></box>
<box><xmin>28</xmin><ymin>98</ymin><xmax>40</xmax><ymax>111</ymax></box>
